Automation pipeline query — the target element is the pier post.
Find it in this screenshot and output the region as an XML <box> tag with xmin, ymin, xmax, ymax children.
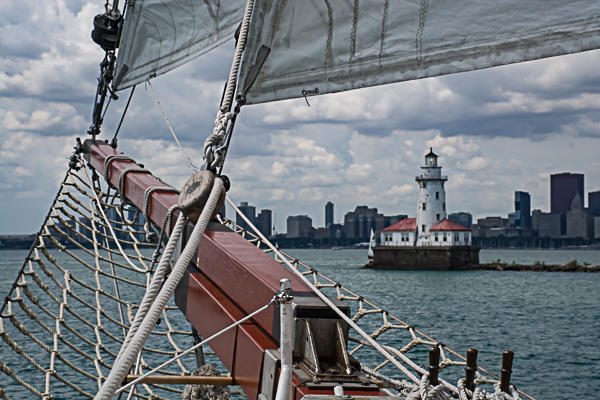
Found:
<box><xmin>464</xmin><ymin>348</ymin><xmax>478</xmax><ymax>391</ymax></box>
<box><xmin>428</xmin><ymin>347</ymin><xmax>440</xmax><ymax>385</ymax></box>
<box><xmin>500</xmin><ymin>350</ymin><xmax>514</xmax><ymax>392</ymax></box>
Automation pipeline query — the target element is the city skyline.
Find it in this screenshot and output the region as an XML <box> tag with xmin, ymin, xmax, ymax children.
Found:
<box><xmin>2</xmin><ymin>3</ymin><xmax>600</xmax><ymax>234</ymax></box>
<box><xmin>233</xmin><ymin>162</ymin><xmax>600</xmax><ymax>243</ymax></box>
<box><xmin>231</xmin><ymin>168</ymin><xmax>599</xmax><ymax>236</ymax></box>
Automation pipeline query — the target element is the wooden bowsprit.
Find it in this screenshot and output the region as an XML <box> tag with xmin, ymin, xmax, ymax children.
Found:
<box><xmin>84</xmin><ymin>140</ymin><xmax>387</xmax><ymax>399</ymax></box>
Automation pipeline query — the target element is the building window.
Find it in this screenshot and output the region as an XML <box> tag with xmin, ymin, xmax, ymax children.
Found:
<box><xmin>435</xmin><ymin>233</ymin><xmax>438</xmax><ymax>241</ymax></box>
<box><xmin>436</xmin><ymin>191</ymin><xmax>439</xmax><ymax>199</ymax></box>
<box><xmin>436</xmin><ymin>213</ymin><xmax>440</xmax><ymax>221</ymax></box>
<box><xmin>443</xmin><ymin>234</ymin><xmax>447</xmax><ymax>242</ymax></box>
<box><xmin>422</xmin><ymin>203</ymin><xmax>426</xmax><ymax>211</ymax></box>
<box><xmin>443</xmin><ymin>202</ymin><xmax>446</xmax><ymax>211</ymax></box>
<box><xmin>421</xmin><ymin>224</ymin><xmax>425</xmax><ymax>232</ymax></box>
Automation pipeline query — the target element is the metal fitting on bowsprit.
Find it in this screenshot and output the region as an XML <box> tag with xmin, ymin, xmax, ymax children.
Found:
<box><xmin>177</xmin><ymin>170</ymin><xmax>228</xmax><ymax>223</ymax></box>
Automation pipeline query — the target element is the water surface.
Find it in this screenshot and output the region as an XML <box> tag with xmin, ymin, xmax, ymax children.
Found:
<box><xmin>1</xmin><ymin>248</ymin><xmax>599</xmax><ymax>399</ymax></box>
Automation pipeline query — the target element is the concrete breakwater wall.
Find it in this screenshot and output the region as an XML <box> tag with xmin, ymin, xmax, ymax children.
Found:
<box><xmin>371</xmin><ymin>246</ymin><xmax>479</xmax><ymax>270</ymax></box>
<box><xmin>478</xmin><ymin>261</ymin><xmax>600</xmax><ymax>272</ymax></box>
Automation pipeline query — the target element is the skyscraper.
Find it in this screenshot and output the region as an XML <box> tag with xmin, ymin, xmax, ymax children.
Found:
<box><xmin>286</xmin><ymin>215</ymin><xmax>313</xmax><ymax>238</ymax></box>
<box><xmin>448</xmin><ymin>212</ymin><xmax>473</xmax><ymax>228</ymax></box>
<box><xmin>514</xmin><ymin>191</ymin><xmax>531</xmax><ymax>229</ymax></box>
<box><xmin>325</xmin><ymin>201</ymin><xmax>334</xmax><ymax>228</ymax></box>
<box><xmin>237</xmin><ymin>202</ymin><xmax>256</xmax><ymax>231</ymax></box>
<box><xmin>550</xmin><ymin>173</ymin><xmax>584</xmax><ymax>214</ymax></box>
<box><xmin>343</xmin><ymin>206</ymin><xmax>382</xmax><ymax>241</ymax></box>
<box><xmin>589</xmin><ymin>190</ymin><xmax>600</xmax><ymax>216</ymax></box>
<box><xmin>255</xmin><ymin>209</ymin><xmax>272</xmax><ymax>238</ymax></box>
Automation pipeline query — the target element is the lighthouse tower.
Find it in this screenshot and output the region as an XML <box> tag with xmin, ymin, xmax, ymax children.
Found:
<box><xmin>415</xmin><ymin>148</ymin><xmax>447</xmax><ymax>246</ymax></box>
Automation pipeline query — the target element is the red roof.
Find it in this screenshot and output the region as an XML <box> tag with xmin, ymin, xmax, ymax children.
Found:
<box><xmin>430</xmin><ymin>219</ymin><xmax>470</xmax><ymax>231</ymax></box>
<box><xmin>383</xmin><ymin>218</ymin><xmax>416</xmax><ymax>232</ymax></box>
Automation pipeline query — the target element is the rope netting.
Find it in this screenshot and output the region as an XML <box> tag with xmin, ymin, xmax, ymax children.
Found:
<box><xmin>219</xmin><ymin>200</ymin><xmax>535</xmax><ymax>400</ymax></box>
<box><xmin>0</xmin><ymin>157</ymin><xmax>534</xmax><ymax>400</ymax></box>
<box><xmin>0</xmin><ymin>162</ymin><xmax>219</xmax><ymax>400</ymax></box>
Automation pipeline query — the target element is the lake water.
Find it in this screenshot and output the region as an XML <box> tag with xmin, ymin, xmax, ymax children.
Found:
<box><xmin>1</xmin><ymin>248</ymin><xmax>599</xmax><ymax>399</ymax></box>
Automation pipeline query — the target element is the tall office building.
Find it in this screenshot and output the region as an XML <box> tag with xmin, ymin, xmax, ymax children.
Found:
<box><xmin>550</xmin><ymin>173</ymin><xmax>584</xmax><ymax>214</ymax></box>
<box><xmin>106</xmin><ymin>207</ymin><xmax>126</xmax><ymax>241</ymax></box>
<box><xmin>287</xmin><ymin>215</ymin><xmax>313</xmax><ymax>238</ymax></box>
<box><xmin>448</xmin><ymin>212</ymin><xmax>473</xmax><ymax>228</ymax></box>
<box><xmin>256</xmin><ymin>209</ymin><xmax>272</xmax><ymax>238</ymax></box>
<box><xmin>127</xmin><ymin>206</ymin><xmax>147</xmax><ymax>242</ymax></box>
<box><xmin>343</xmin><ymin>206</ymin><xmax>383</xmax><ymax>241</ymax></box>
<box><xmin>566</xmin><ymin>194</ymin><xmax>592</xmax><ymax>239</ymax></box>
<box><xmin>589</xmin><ymin>190</ymin><xmax>600</xmax><ymax>216</ymax></box>
<box><xmin>237</xmin><ymin>202</ymin><xmax>256</xmax><ymax>231</ymax></box>
<box><xmin>325</xmin><ymin>201</ymin><xmax>334</xmax><ymax>228</ymax></box>
<box><xmin>78</xmin><ymin>216</ymin><xmax>94</xmax><ymax>242</ymax></box>
<box><xmin>537</xmin><ymin>212</ymin><xmax>562</xmax><ymax>238</ymax></box>
<box><xmin>514</xmin><ymin>191</ymin><xmax>531</xmax><ymax>229</ymax></box>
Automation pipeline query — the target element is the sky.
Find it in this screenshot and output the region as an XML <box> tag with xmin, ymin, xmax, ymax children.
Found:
<box><xmin>2</xmin><ymin>1</ymin><xmax>600</xmax><ymax>234</ymax></box>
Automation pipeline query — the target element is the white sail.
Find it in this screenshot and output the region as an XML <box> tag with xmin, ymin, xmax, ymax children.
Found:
<box><xmin>113</xmin><ymin>0</ymin><xmax>245</xmax><ymax>90</ymax></box>
<box><xmin>368</xmin><ymin>228</ymin><xmax>375</xmax><ymax>259</ymax></box>
<box><xmin>238</xmin><ymin>0</ymin><xmax>600</xmax><ymax>104</ymax></box>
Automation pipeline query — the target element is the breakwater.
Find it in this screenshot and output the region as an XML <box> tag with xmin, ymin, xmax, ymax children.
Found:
<box><xmin>478</xmin><ymin>260</ymin><xmax>600</xmax><ymax>272</ymax></box>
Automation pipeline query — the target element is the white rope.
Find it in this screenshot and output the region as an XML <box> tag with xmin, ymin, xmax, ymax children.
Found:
<box><xmin>82</xmin><ymin>164</ymin><xmax>148</xmax><ymax>273</ymax></box>
<box><xmin>221</xmin><ymin>0</ymin><xmax>254</xmax><ymax>112</ymax></box>
<box><xmin>95</xmin><ymin>178</ymin><xmax>224</xmax><ymax>399</ymax></box>
<box><xmin>226</xmin><ymin>196</ymin><xmax>424</xmax><ymax>386</ymax></box>
<box><xmin>203</xmin><ymin>0</ymin><xmax>255</xmax><ymax>171</ymax></box>
<box><xmin>1</xmin><ymin>162</ymin><xmax>201</xmax><ymax>399</ymax></box>
<box><xmin>117</xmin><ymin>300</ymin><xmax>272</xmax><ymax>394</ymax></box>
<box><xmin>115</xmin><ymin>213</ymin><xmax>186</xmax><ymax>355</ymax></box>
<box><xmin>145</xmin><ymin>80</ymin><xmax>199</xmax><ymax>171</ymax></box>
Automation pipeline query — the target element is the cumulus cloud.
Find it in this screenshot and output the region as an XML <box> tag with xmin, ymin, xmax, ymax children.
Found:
<box><xmin>1</xmin><ymin>1</ymin><xmax>600</xmax><ymax>233</ymax></box>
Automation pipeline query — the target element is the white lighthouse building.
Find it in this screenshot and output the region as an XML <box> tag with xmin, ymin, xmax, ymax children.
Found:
<box><xmin>416</xmin><ymin>148</ymin><xmax>447</xmax><ymax>245</ymax></box>
<box><xmin>374</xmin><ymin>148</ymin><xmax>477</xmax><ymax>268</ymax></box>
<box><xmin>379</xmin><ymin>148</ymin><xmax>473</xmax><ymax>250</ymax></box>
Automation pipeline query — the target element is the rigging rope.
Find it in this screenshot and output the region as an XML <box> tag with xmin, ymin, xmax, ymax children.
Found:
<box><xmin>110</xmin><ymin>85</ymin><xmax>136</xmax><ymax>148</ymax></box>
<box><xmin>203</xmin><ymin>0</ymin><xmax>255</xmax><ymax>173</ymax></box>
<box><xmin>144</xmin><ymin>80</ymin><xmax>199</xmax><ymax>171</ymax></box>
<box><xmin>0</xmin><ymin>155</ymin><xmax>534</xmax><ymax>400</ymax></box>
<box><xmin>220</xmin><ymin>197</ymin><xmax>534</xmax><ymax>400</ymax></box>
<box><xmin>118</xmin><ymin>300</ymin><xmax>273</xmax><ymax>395</ymax></box>
<box><xmin>95</xmin><ymin>177</ymin><xmax>224</xmax><ymax>399</ymax></box>
<box><xmin>0</xmin><ymin>160</ymin><xmax>205</xmax><ymax>400</ymax></box>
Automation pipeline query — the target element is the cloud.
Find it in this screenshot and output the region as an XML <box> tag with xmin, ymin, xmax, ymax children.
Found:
<box><xmin>1</xmin><ymin>1</ymin><xmax>600</xmax><ymax>233</ymax></box>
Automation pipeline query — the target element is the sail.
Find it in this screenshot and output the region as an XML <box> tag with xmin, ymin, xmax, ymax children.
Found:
<box><xmin>113</xmin><ymin>0</ymin><xmax>244</xmax><ymax>90</ymax></box>
<box><xmin>368</xmin><ymin>228</ymin><xmax>375</xmax><ymax>259</ymax></box>
<box><xmin>238</xmin><ymin>1</ymin><xmax>600</xmax><ymax>104</ymax></box>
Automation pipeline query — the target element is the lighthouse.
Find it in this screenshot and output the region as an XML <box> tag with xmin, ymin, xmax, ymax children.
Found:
<box><xmin>416</xmin><ymin>148</ymin><xmax>447</xmax><ymax>246</ymax></box>
<box><xmin>374</xmin><ymin>147</ymin><xmax>478</xmax><ymax>269</ymax></box>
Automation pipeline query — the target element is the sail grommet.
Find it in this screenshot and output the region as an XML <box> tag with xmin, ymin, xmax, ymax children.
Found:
<box><xmin>178</xmin><ymin>170</ymin><xmax>225</xmax><ymax>223</ymax></box>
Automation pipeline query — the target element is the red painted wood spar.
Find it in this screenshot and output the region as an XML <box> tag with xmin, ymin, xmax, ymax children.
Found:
<box><xmin>84</xmin><ymin>140</ymin><xmax>385</xmax><ymax>399</ymax></box>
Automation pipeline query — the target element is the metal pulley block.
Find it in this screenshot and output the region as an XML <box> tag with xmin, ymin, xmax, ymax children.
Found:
<box><xmin>178</xmin><ymin>170</ymin><xmax>227</xmax><ymax>222</ymax></box>
<box><xmin>91</xmin><ymin>12</ymin><xmax>122</xmax><ymax>51</ymax></box>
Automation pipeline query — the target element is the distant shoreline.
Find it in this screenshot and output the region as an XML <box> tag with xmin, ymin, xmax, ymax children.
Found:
<box><xmin>362</xmin><ymin>260</ymin><xmax>600</xmax><ymax>272</ymax></box>
<box><xmin>477</xmin><ymin>261</ymin><xmax>600</xmax><ymax>272</ymax></box>
<box><xmin>1</xmin><ymin>242</ymin><xmax>600</xmax><ymax>251</ymax></box>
